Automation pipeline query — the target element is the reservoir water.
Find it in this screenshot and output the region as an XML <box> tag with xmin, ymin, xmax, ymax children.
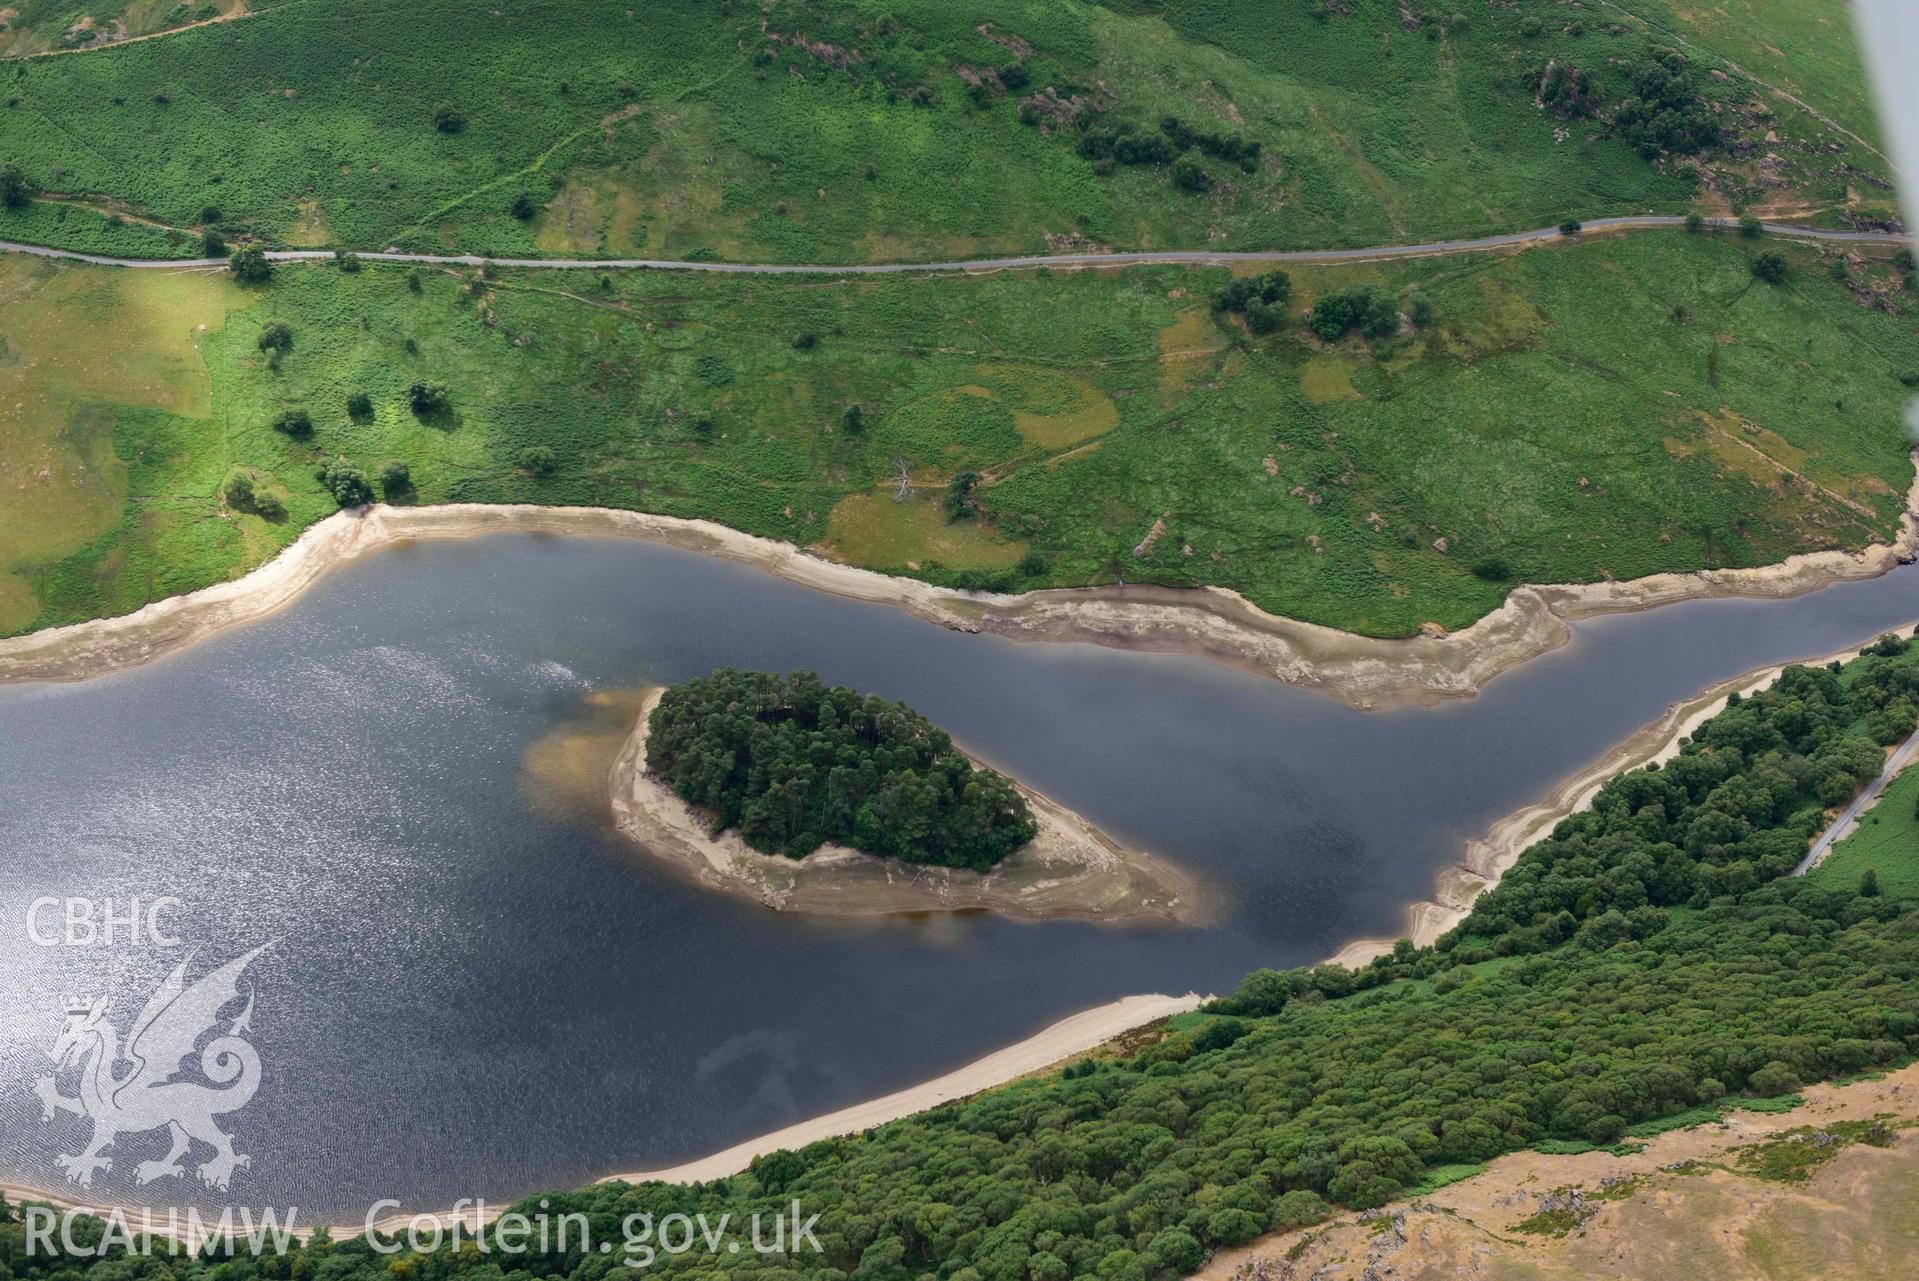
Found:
<box><xmin>6</xmin><ymin>533</ymin><xmax>1919</xmax><ymax>1216</ymax></box>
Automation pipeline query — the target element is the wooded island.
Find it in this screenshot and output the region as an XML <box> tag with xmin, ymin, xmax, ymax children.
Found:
<box><xmin>646</xmin><ymin>669</ymin><xmax>1038</xmax><ymax>870</ymax></box>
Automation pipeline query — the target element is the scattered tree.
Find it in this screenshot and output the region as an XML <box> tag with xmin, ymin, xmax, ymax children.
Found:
<box><xmin>222</xmin><ymin>471</ymin><xmax>256</xmax><ymax>511</ymax></box>
<box><xmin>228</xmin><ymin>244</ymin><xmax>271</xmax><ymax>282</ymax></box>
<box><xmin>1213</xmin><ymin>270</ymin><xmax>1293</xmax><ymax>313</ymax></box>
<box><xmin>1406</xmin><ymin>292</ymin><xmax>1435</xmax><ymax>327</ymax></box>
<box><xmin>201</xmin><ymin>228</ymin><xmax>226</xmax><ymax>256</ymax></box>
<box><xmin>379</xmin><ymin>460</ymin><xmax>412</xmax><ymax>498</ymax></box>
<box><xmin>433</xmin><ymin>101</ymin><xmax>465</xmax><ymax>133</ymax></box>
<box><xmin>510</xmin><ymin>190</ymin><xmax>538</xmax><ymax>220</ymax></box>
<box><xmin>408</xmin><ymin>379</ymin><xmax>451</xmax><ymax>415</ymax></box>
<box><xmin>269</xmin><ymin>406</ymin><xmax>313</xmax><ymax>437</ymax></box>
<box><xmin>257</xmin><ymin>321</ymin><xmax>293</xmax><ymax>354</ymax></box>
<box><xmin>1612</xmin><ymin>47</ymin><xmax>1721</xmax><ymax>156</ymax></box>
<box><xmin>1471</xmin><ymin>555</ymin><xmax>1512</xmax><ymax>582</ymax></box>
<box><xmin>1559</xmin><ymin>217</ymin><xmax>1582</xmax><ymax>236</ymax></box>
<box><xmin>1211</xmin><ymin>968</ymin><xmax>1290</xmax><ymax>1017</ymax></box>
<box><xmin>1738</xmin><ymin>214</ymin><xmax>1764</xmax><ymax>238</ymax></box>
<box><xmin>1684</xmin><ymin>212</ymin><xmax>1705</xmax><ymax>233</ymax></box>
<box><xmin>1170</xmin><ymin>152</ymin><xmax>1211</xmax><ymax>193</ymax></box>
<box><xmin>1213</xmin><ymin>269</ymin><xmax>1292</xmax><ymax>336</ymax></box>
<box><xmin>1860</xmin><ymin>868</ymin><xmax>1881</xmax><ymax>898</ymax></box>
<box><xmin>792</xmin><ymin>331</ymin><xmax>819</xmax><ymax>350</ymax></box>
<box><xmin>334</xmin><ymin>249</ymin><xmax>362</xmax><ymax>272</ymax></box>
<box><xmin>0</xmin><ymin>162</ymin><xmax>31</xmax><ymax>210</ymax></box>
<box><xmin>1078</xmin><ymin>116</ymin><xmax>1261</xmax><ymax>192</ymax></box>
<box><xmin>315</xmin><ymin>458</ymin><xmax>373</xmax><ymax>507</ymax></box>
<box><xmin>1310</xmin><ymin>284</ymin><xmax>1399</xmax><ymax>341</ymax></box>
<box><xmin>1750</xmin><ymin>250</ymin><xmax>1789</xmax><ymax>284</ymax></box>
<box><xmin>1244</xmin><ymin>299</ymin><xmax>1284</xmax><ymax>334</ymax></box>
<box><xmin>518</xmin><ymin>445</ymin><xmax>557</xmax><ymax>474</ymax></box>
<box><xmin>841</xmin><ymin>404</ymin><xmax>864</xmax><ymax>433</ymax></box>
<box><xmin>944</xmin><ymin>470</ymin><xmax>980</xmax><ymax>522</ymax></box>
<box><xmin>1863</xmin><ymin>632</ymin><xmax>1909</xmax><ymax>659</ymax></box>
<box><xmin>1160</xmin><ymin>115</ymin><xmax>1262</xmax><ymax>171</ymax></box>
<box><xmin>345</xmin><ymin>390</ymin><xmax>372</xmax><ymax>419</ymax></box>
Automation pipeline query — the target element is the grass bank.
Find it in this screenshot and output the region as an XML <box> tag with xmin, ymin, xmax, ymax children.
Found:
<box><xmin>2</xmin><ymin>228</ymin><xmax>1914</xmax><ymax>641</ymax></box>
<box><xmin>1809</xmin><ymin>760</ymin><xmax>1919</xmax><ymax>899</ymax></box>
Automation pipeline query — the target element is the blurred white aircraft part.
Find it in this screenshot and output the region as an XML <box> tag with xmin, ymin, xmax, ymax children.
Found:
<box><xmin>1854</xmin><ymin>0</ymin><xmax>1918</xmax><ymax>248</ymax></box>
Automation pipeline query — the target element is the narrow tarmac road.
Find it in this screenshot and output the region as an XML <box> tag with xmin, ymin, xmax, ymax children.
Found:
<box><xmin>0</xmin><ymin>215</ymin><xmax>1903</xmax><ymax>275</ymax></box>
<box><xmin>1795</xmin><ymin>728</ymin><xmax>1919</xmax><ymax>875</ymax></box>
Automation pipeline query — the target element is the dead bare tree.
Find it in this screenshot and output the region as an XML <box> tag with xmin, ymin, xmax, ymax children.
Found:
<box><xmin>892</xmin><ymin>457</ymin><xmax>913</xmax><ymax>503</ymax></box>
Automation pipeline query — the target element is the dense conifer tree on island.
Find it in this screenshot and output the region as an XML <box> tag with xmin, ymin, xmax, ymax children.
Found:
<box><xmin>647</xmin><ymin>669</ymin><xmax>1038</xmax><ymax>870</ymax></box>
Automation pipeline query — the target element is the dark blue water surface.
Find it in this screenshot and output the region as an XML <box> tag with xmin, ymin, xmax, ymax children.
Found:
<box><xmin>5</xmin><ymin>533</ymin><xmax>1919</xmax><ymax>1217</ymax></box>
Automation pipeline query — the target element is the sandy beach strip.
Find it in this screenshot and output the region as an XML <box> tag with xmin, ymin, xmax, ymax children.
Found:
<box><xmin>599</xmin><ymin>991</ymin><xmax>1205</xmax><ymax>1187</ymax></box>
<box><xmin>10</xmin><ymin>628</ymin><xmax>1912</xmax><ymax>1233</ymax></box>
<box><xmin>1330</xmin><ymin>621</ymin><xmax>1919</xmax><ymax>966</ymax></box>
<box><xmin>2</xmin><ymin>469</ymin><xmax>1914</xmax><ymax>706</ymax></box>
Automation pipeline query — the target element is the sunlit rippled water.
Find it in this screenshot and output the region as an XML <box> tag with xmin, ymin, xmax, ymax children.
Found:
<box><xmin>5</xmin><ymin>534</ymin><xmax>1919</xmax><ymax>1217</ymax></box>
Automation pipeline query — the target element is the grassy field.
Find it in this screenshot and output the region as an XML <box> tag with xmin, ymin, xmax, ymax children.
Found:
<box><xmin>0</xmin><ymin>255</ymin><xmax>238</xmax><ymax>631</ymax></box>
<box><xmin>0</xmin><ymin>0</ymin><xmax>249</xmax><ymax>58</ymax></box>
<box><xmin>0</xmin><ymin>0</ymin><xmax>1888</xmax><ymax>262</ymax></box>
<box><xmin>3</xmin><ymin>226</ymin><xmax>1913</xmax><ymax>639</ymax></box>
<box><xmin>1808</xmin><ymin>762</ymin><xmax>1919</xmax><ymax>901</ymax></box>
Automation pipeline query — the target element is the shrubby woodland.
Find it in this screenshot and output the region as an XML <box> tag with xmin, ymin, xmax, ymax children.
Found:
<box><xmin>7</xmin><ymin>641</ymin><xmax>1917</xmax><ymax>1281</ymax></box>
<box><xmin>0</xmin><ymin>0</ymin><xmax>1888</xmax><ymax>264</ymax></box>
<box><xmin>646</xmin><ymin>669</ymin><xmax>1037</xmax><ymax>870</ymax></box>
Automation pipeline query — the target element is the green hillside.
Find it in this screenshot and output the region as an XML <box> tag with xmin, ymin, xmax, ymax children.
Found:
<box><xmin>0</xmin><ymin>0</ymin><xmax>1910</xmax><ymax>643</ymax></box>
<box><xmin>1809</xmin><ymin>761</ymin><xmax>1919</xmax><ymax>901</ymax></box>
<box><xmin>0</xmin><ymin>0</ymin><xmax>1893</xmax><ymax>262</ymax></box>
<box><xmin>3</xmin><ymin>228</ymin><xmax>1913</xmax><ymax>639</ymax></box>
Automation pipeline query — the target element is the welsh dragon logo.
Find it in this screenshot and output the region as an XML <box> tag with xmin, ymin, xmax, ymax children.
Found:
<box><xmin>33</xmin><ymin>945</ymin><xmax>271</xmax><ymax>1191</ymax></box>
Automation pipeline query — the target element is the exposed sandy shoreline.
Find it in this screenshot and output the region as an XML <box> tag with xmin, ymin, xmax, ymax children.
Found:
<box><xmin>10</xmin><ymin>627</ymin><xmax>1910</xmax><ymax>1234</ymax></box>
<box><xmin>601</xmin><ymin>619</ymin><xmax>1916</xmax><ymax>1196</ymax></box>
<box><xmin>1330</xmin><ymin>620</ymin><xmax>1919</xmax><ymax>966</ymax></box>
<box><xmin>2</xmin><ymin>475</ymin><xmax>1914</xmax><ymax>705</ymax></box>
<box><xmin>609</xmin><ymin>688</ymin><xmax>1204</xmax><ymax>924</ymax></box>
<box><xmin>597</xmin><ymin>991</ymin><xmax>1203</xmax><ymax>1186</ymax></box>
<box><xmin>7</xmin><ymin>491</ymin><xmax>1917</xmax><ymax>1232</ymax></box>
